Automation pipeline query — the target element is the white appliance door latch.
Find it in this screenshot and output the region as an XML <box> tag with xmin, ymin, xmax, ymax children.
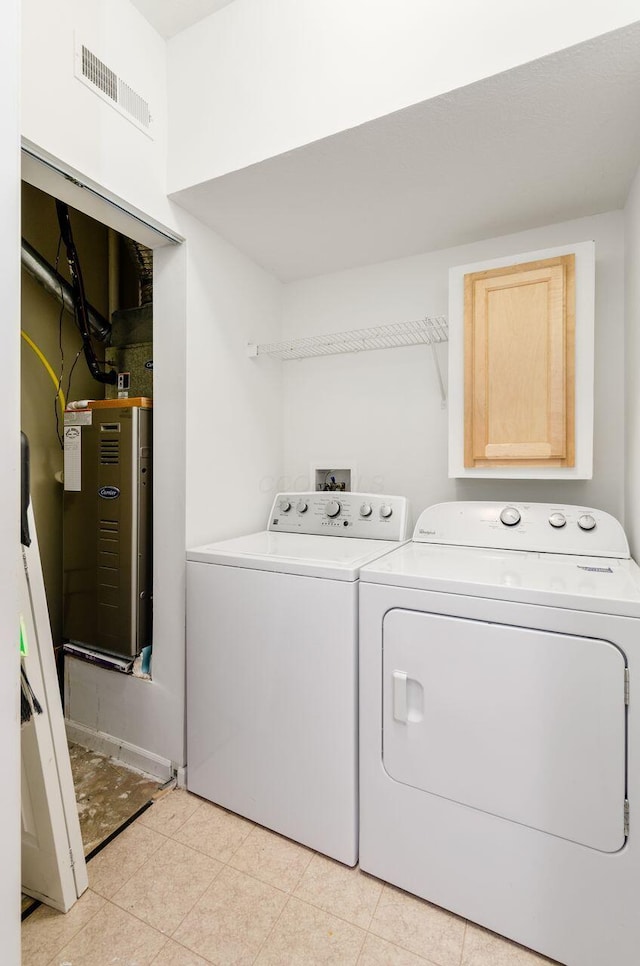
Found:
<box><xmin>393</xmin><ymin>670</ymin><xmax>408</xmax><ymax>723</ymax></box>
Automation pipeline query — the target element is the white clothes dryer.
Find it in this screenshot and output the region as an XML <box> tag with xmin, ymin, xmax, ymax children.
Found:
<box><xmin>359</xmin><ymin>501</ymin><xmax>640</xmax><ymax>966</ymax></box>
<box><xmin>187</xmin><ymin>491</ymin><xmax>409</xmax><ymax>866</ymax></box>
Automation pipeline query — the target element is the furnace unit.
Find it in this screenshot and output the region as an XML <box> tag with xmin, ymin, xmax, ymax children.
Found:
<box><xmin>63</xmin><ymin>399</ymin><xmax>152</xmax><ymax>659</ymax></box>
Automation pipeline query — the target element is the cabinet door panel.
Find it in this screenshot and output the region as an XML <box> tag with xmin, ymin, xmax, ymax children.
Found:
<box><xmin>464</xmin><ymin>255</ymin><xmax>574</xmax><ymax>468</ymax></box>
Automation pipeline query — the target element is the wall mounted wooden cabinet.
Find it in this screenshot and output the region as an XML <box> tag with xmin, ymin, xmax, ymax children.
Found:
<box><xmin>464</xmin><ymin>254</ymin><xmax>575</xmax><ymax>468</ymax></box>
<box><xmin>449</xmin><ymin>242</ymin><xmax>594</xmax><ymax>479</ymax></box>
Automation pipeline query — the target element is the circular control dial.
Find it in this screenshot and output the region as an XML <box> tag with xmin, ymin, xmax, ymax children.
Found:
<box><xmin>380</xmin><ymin>505</ymin><xmax>393</xmax><ymax>519</ymax></box>
<box><xmin>325</xmin><ymin>500</ymin><xmax>341</xmax><ymax>518</ymax></box>
<box><xmin>499</xmin><ymin>506</ymin><xmax>521</xmax><ymax>527</ymax></box>
<box><xmin>360</xmin><ymin>503</ymin><xmax>373</xmax><ymax>518</ymax></box>
<box><xmin>296</xmin><ymin>500</ymin><xmax>308</xmax><ymax>514</ymax></box>
<box><xmin>578</xmin><ymin>513</ymin><xmax>596</xmax><ymax>531</ymax></box>
<box><xmin>279</xmin><ymin>500</ymin><xmax>291</xmax><ymax>513</ymax></box>
<box><xmin>549</xmin><ymin>512</ymin><xmax>566</xmax><ymax>528</ymax></box>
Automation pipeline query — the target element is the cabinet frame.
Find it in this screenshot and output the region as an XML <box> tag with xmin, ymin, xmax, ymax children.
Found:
<box><xmin>463</xmin><ymin>255</ymin><xmax>575</xmax><ymax>468</ymax></box>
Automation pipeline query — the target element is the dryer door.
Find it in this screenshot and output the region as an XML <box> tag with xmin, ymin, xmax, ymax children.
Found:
<box><xmin>382</xmin><ymin>609</ymin><xmax>627</xmax><ymax>852</ymax></box>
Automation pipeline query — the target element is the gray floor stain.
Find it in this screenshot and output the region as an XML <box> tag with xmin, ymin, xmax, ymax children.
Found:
<box><xmin>68</xmin><ymin>741</ymin><xmax>160</xmax><ymax>855</ymax></box>
<box><xmin>22</xmin><ymin>742</ymin><xmax>161</xmax><ymax>914</ymax></box>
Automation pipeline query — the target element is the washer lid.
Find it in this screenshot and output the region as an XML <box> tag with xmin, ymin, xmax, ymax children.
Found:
<box><xmin>360</xmin><ymin>542</ymin><xmax>640</xmax><ymax>616</ymax></box>
<box><xmin>187</xmin><ymin>531</ymin><xmax>406</xmax><ymax>580</ymax></box>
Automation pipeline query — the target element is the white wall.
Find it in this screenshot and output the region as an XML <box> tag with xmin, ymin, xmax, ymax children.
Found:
<box><xmin>21</xmin><ymin>0</ymin><xmax>174</xmax><ymax>228</ymax></box>
<box><xmin>1</xmin><ymin>0</ymin><xmax>22</xmax><ymax>957</ymax></box>
<box><xmin>167</xmin><ymin>0</ymin><xmax>640</xmax><ymax>191</ymax></box>
<box><xmin>625</xmin><ymin>166</ymin><xmax>640</xmax><ymax>556</ymax></box>
<box><xmin>282</xmin><ymin>212</ymin><xmax>625</xmax><ymax>528</ymax></box>
<box><xmin>181</xmin><ymin>209</ymin><xmax>283</xmax><ymax>547</ymax></box>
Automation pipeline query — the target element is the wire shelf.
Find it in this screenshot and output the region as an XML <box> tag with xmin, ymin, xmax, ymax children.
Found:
<box><xmin>247</xmin><ymin>316</ymin><xmax>448</xmax><ymax>361</ymax></box>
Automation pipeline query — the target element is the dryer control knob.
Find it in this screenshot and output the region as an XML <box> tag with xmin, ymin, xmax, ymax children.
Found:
<box><xmin>296</xmin><ymin>500</ymin><xmax>308</xmax><ymax>514</ymax></box>
<box><xmin>549</xmin><ymin>512</ymin><xmax>566</xmax><ymax>528</ymax></box>
<box><xmin>360</xmin><ymin>503</ymin><xmax>373</xmax><ymax>517</ymax></box>
<box><xmin>578</xmin><ymin>514</ymin><xmax>597</xmax><ymax>531</ymax></box>
<box><xmin>380</xmin><ymin>505</ymin><xmax>393</xmax><ymax>519</ymax></box>
<box><xmin>499</xmin><ymin>506</ymin><xmax>521</xmax><ymax>527</ymax></box>
<box><xmin>325</xmin><ymin>500</ymin><xmax>341</xmax><ymax>518</ymax></box>
<box><xmin>279</xmin><ymin>500</ymin><xmax>291</xmax><ymax>512</ymax></box>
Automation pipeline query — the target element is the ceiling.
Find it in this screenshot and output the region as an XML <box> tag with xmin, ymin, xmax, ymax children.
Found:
<box><xmin>130</xmin><ymin>0</ymin><xmax>236</xmax><ymax>39</ymax></box>
<box><xmin>171</xmin><ymin>23</ymin><xmax>640</xmax><ymax>281</ymax></box>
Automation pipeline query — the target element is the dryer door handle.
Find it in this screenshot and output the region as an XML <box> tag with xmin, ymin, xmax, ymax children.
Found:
<box><xmin>393</xmin><ymin>670</ymin><xmax>408</xmax><ymax>723</ymax></box>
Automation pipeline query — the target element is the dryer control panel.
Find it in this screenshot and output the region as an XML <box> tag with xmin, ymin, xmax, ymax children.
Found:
<box><xmin>413</xmin><ymin>502</ymin><xmax>630</xmax><ymax>558</ymax></box>
<box><xmin>268</xmin><ymin>492</ymin><xmax>410</xmax><ymax>541</ymax></box>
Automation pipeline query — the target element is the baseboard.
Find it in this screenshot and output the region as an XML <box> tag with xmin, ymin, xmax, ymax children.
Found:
<box><xmin>65</xmin><ymin>719</ymin><xmax>174</xmax><ymax>782</ymax></box>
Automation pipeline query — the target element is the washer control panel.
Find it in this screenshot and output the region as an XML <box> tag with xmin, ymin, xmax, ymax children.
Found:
<box><xmin>268</xmin><ymin>492</ymin><xmax>409</xmax><ymax>541</ymax></box>
<box><xmin>413</xmin><ymin>502</ymin><xmax>630</xmax><ymax>558</ymax></box>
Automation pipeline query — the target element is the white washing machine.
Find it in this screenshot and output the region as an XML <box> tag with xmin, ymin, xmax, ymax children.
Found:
<box><xmin>359</xmin><ymin>501</ymin><xmax>640</xmax><ymax>966</ymax></box>
<box><xmin>187</xmin><ymin>491</ymin><xmax>409</xmax><ymax>866</ymax></box>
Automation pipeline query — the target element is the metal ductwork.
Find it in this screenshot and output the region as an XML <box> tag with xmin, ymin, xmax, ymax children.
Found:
<box><xmin>21</xmin><ymin>237</ymin><xmax>111</xmax><ymax>344</ymax></box>
<box><xmin>124</xmin><ymin>238</ymin><xmax>153</xmax><ymax>306</ymax></box>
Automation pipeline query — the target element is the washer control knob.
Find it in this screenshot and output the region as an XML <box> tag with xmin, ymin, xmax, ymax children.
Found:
<box><xmin>279</xmin><ymin>500</ymin><xmax>291</xmax><ymax>513</ymax></box>
<box><xmin>578</xmin><ymin>513</ymin><xmax>597</xmax><ymax>531</ymax></box>
<box><xmin>380</xmin><ymin>504</ymin><xmax>393</xmax><ymax>519</ymax></box>
<box><xmin>325</xmin><ymin>500</ymin><xmax>341</xmax><ymax>518</ymax></box>
<box><xmin>549</xmin><ymin>512</ymin><xmax>566</xmax><ymax>528</ymax></box>
<box><xmin>296</xmin><ymin>500</ymin><xmax>308</xmax><ymax>514</ymax></box>
<box><xmin>499</xmin><ymin>506</ymin><xmax>521</xmax><ymax>527</ymax></box>
<box><xmin>360</xmin><ymin>503</ymin><xmax>373</xmax><ymax>518</ymax></box>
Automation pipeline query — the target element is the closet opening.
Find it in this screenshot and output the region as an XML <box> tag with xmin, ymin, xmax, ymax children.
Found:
<box><xmin>20</xmin><ymin>162</ymin><xmax>182</xmax><ymax>914</ymax></box>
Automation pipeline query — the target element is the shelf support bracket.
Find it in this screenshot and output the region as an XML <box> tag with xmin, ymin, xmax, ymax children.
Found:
<box><xmin>431</xmin><ymin>342</ymin><xmax>447</xmax><ymax>408</ymax></box>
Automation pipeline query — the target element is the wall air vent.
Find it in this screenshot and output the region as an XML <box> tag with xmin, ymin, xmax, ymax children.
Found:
<box><xmin>75</xmin><ymin>40</ymin><xmax>153</xmax><ymax>139</ymax></box>
<box><xmin>81</xmin><ymin>46</ymin><xmax>118</xmax><ymax>102</ymax></box>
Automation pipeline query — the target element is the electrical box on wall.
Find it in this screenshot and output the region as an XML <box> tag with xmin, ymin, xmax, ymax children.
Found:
<box><xmin>314</xmin><ymin>467</ymin><xmax>354</xmax><ymax>492</ymax></box>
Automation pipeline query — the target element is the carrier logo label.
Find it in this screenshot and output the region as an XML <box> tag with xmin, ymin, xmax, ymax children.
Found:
<box><xmin>98</xmin><ymin>486</ymin><xmax>120</xmax><ymax>500</ymax></box>
<box><xmin>144</xmin><ymin>360</ymin><xmax>153</xmax><ymax>370</ymax></box>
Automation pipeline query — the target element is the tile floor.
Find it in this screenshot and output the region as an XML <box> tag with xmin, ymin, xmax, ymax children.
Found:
<box><xmin>22</xmin><ymin>788</ymin><xmax>560</xmax><ymax>966</ymax></box>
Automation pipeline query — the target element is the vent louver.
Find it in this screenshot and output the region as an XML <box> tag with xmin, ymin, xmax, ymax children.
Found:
<box><xmin>118</xmin><ymin>79</ymin><xmax>150</xmax><ymax>130</ymax></box>
<box><xmin>76</xmin><ymin>41</ymin><xmax>152</xmax><ymax>138</ymax></box>
<box><xmin>82</xmin><ymin>46</ymin><xmax>117</xmax><ymax>102</ymax></box>
<box><xmin>100</xmin><ymin>439</ymin><xmax>120</xmax><ymax>465</ymax></box>
<box><xmin>99</xmin><ymin>520</ymin><xmax>119</xmax><ymax>531</ymax></box>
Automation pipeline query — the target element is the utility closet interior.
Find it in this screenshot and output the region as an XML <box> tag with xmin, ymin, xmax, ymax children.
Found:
<box><xmin>22</xmin><ymin>183</ymin><xmax>153</xmax><ymax>659</ymax></box>
<box><xmin>21</xmin><ymin>182</ymin><xmax>158</xmax><ymax>873</ymax></box>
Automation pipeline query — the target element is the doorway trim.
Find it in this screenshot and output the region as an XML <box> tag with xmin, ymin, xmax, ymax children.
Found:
<box><xmin>22</xmin><ymin>138</ymin><xmax>184</xmax><ymax>248</ymax></box>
